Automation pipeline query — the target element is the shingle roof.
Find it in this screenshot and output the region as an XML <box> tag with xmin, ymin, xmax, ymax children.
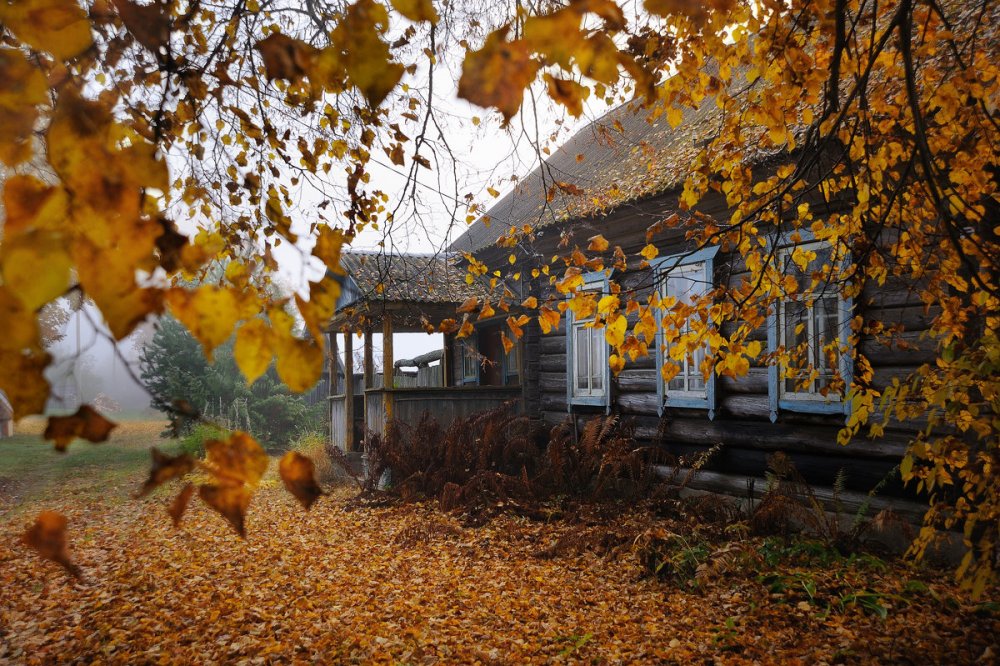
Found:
<box><xmin>447</xmin><ymin>95</ymin><xmax>726</xmax><ymax>253</ymax></box>
<box><xmin>337</xmin><ymin>250</ymin><xmax>485</xmax><ymax>308</ymax></box>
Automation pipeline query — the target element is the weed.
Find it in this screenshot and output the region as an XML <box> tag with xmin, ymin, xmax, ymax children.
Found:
<box><xmin>555</xmin><ymin>632</ymin><xmax>593</xmax><ymax>657</ymax></box>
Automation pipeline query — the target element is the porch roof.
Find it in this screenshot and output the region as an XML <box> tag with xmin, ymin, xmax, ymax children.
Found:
<box><xmin>329</xmin><ymin>250</ymin><xmax>488</xmax><ymax>332</ymax></box>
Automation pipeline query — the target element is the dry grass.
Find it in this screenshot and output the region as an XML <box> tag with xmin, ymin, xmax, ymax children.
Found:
<box><xmin>14</xmin><ymin>415</ymin><xmax>168</xmax><ymax>444</ymax></box>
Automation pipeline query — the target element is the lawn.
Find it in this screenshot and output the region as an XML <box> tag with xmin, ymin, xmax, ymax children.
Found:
<box><xmin>0</xmin><ymin>418</ymin><xmax>177</xmax><ymax>517</ymax></box>
<box><xmin>1</xmin><ymin>421</ymin><xmax>998</xmax><ymax>664</ymax></box>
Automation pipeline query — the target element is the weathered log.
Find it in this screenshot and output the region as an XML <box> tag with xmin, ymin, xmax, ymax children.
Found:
<box><xmin>539</xmin><ymin>352</ymin><xmax>566</xmax><ymax>372</ymax></box>
<box><xmin>719</xmin><ymin>367</ymin><xmax>769</xmax><ymax>394</ymax></box>
<box><xmin>617</xmin><ymin>369</ymin><xmax>657</xmax><ymax>392</ymax></box>
<box><xmin>540</xmin><ymin>334</ymin><xmax>567</xmax><ymax>355</ymax></box>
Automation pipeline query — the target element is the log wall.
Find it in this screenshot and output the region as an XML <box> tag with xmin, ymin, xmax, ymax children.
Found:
<box><xmin>505</xmin><ymin>193</ymin><xmax>935</xmax><ymax>499</ymax></box>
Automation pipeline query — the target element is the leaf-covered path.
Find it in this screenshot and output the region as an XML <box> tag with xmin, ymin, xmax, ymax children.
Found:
<box><xmin>2</xmin><ymin>472</ymin><xmax>997</xmax><ymax>665</ymax></box>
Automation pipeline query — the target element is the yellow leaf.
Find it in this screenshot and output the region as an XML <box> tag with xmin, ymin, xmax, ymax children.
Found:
<box><xmin>597</xmin><ymin>294</ymin><xmax>619</xmax><ymax>314</ymax></box>
<box><xmin>314</xmin><ymin>225</ymin><xmax>346</xmax><ymax>273</ymax></box>
<box><xmin>390</xmin><ymin>0</ymin><xmax>439</xmax><ymax>24</ymax></box>
<box><xmin>0</xmin><ymin>230</ymin><xmax>72</xmax><ymax>310</ymax></box>
<box><xmin>198</xmin><ymin>484</ymin><xmax>252</xmax><ymax>538</ymax></box>
<box><xmin>332</xmin><ymin>0</ymin><xmax>405</xmax><ymax>107</ymax></box>
<box><xmin>538</xmin><ymin>306</ymin><xmax>561</xmax><ymax>334</ymax></box>
<box><xmin>0</xmin><ymin>49</ymin><xmax>48</xmax><ymax>166</ymax></box>
<box><xmin>1</xmin><ymin>175</ymin><xmax>68</xmax><ymax>236</ymax></box>
<box><xmin>500</xmin><ymin>331</ymin><xmax>514</xmax><ymax>354</ymax></box>
<box><xmin>0</xmin><ymin>286</ymin><xmax>38</xmax><ymax>351</ymax></box>
<box><xmin>275</xmin><ymin>336</ymin><xmax>325</xmax><ymax>393</ymax></box>
<box><xmin>234</xmin><ymin>319</ymin><xmax>274</xmax><ymax>385</ymax></box>
<box><xmin>640</xmin><ymin>243</ymin><xmax>659</xmax><ymax>261</ymax></box>
<box><xmin>605</xmin><ymin>313</ymin><xmax>627</xmax><ymax>347</ymax></box>
<box><xmin>0</xmin><ymin>0</ymin><xmax>93</xmax><ymax>61</ymax></box>
<box><xmin>666</xmin><ymin>105</ymin><xmax>683</xmax><ymax>128</ymax></box>
<box><xmin>0</xmin><ymin>347</ymin><xmax>51</xmax><ymax>419</ymax></box>
<box><xmin>204</xmin><ymin>432</ymin><xmax>269</xmax><ymax>488</ymax></box>
<box><xmin>609</xmin><ymin>353</ymin><xmax>625</xmax><ymax>375</ymax></box>
<box><xmin>296</xmin><ymin>277</ymin><xmax>341</xmax><ymax>342</ymax></box>
<box><xmin>166</xmin><ymin>286</ymin><xmax>240</xmax><ymax>360</ymax></box>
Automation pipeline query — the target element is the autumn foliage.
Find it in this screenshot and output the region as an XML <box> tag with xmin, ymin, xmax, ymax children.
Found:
<box><xmin>0</xmin><ymin>0</ymin><xmax>997</xmax><ymax>594</ymax></box>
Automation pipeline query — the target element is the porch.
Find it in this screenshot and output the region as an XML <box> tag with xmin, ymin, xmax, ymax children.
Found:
<box><xmin>330</xmin><ymin>385</ymin><xmax>522</xmax><ymax>452</ymax></box>
<box><xmin>327</xmin><ymin>251</ymin><xmax>521</xmax><ymax>452</ymax></box>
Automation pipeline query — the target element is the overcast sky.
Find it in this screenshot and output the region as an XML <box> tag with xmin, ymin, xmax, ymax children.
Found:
<box><xmin>33</xmin><ymin>18</ymin><xmax>627</xmax><ymax>407</ymax></box>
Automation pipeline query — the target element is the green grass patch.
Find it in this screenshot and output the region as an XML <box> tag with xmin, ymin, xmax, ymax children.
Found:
<box><xmin>0</xmin><ymin>419</ymin><xmax>178</xmax><ymax>516</ymax></box>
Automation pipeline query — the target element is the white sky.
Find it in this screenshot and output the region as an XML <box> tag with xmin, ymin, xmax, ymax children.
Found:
<box><xmin>52</xmin><ymin>11</ymin><xmax>632</xmax><ymax>398</ymax></box>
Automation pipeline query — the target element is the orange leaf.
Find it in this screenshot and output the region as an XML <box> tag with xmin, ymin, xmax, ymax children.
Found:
<box><xmin>137</xmin><ymin>448</ymin><xmax>195</xmax><ymax>497</ymax></box>
<box><xmin>255</xmin><ymin>33</ymin><xmax>317</xmax><ymax>82</ymax></box>
<box><xmin>457</xmin><ymin>29</ymin><xmax>538</xmax><ymax>123</ymax></box>
<box><xmin>204</xmin><ymin>432</ymin><xmax>269</xmax><ymax>488</ymax></box>
<box><xmin>112</xmin><ymin>0</ymin><xmax>171</xmax><ymax>54</ymax></box>
<box><xmin>279</xmin><ymin>451</ymin><xmax>324</xmax><ymax>510</ymax></box>
<box><xmin>22</xmin><ymin>511</ymin><xmax>82</xmax><ymax>580</ymax></box>
<box><xmin>588</xmin><ymin>235</ymin><xmax>610</xmax><ymax>252</ymax></box>
<box><xmin>456</xmin><ymin>296</ymin><xmax>479</xmax><ymax>313</ymax></box>
<box><xmin>168</xmin><ymin>483</ymin><xmax>196</xmax><ymax>527</ymax></box>
<box><xmin>43</xmin><ymin>405</ymin><xmax>117</xmax><ymax>452</ymax></box>
<box><xmin>199</xmin><ymin>484</ymin><xmax>252</xmax><ymax>538</ymax></box>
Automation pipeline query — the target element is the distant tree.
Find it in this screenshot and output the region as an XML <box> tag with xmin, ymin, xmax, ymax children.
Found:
<box><xmin>139</xmin><ymin>315</ymin><xmax>323</xmax><ymax>449</ymax></box>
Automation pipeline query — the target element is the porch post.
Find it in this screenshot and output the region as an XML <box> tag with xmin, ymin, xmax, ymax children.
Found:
<box><xmin>343</xmin><ymin>331</ymin><xmax>354</xmax><ymax>452</ymax></box>
<box><xmin>364</xmin><ymin>329</ymin><xmax>374</xmax><ymax>389</ymax></box>
<box><xmin>327</xmin><ymin>330</ymin><xmax>339</xmax><ymax>395</ymax></box>
<box><xmin>441</xmin><ymin>334</ymin><xmax>450</xmax><ymax>387</ymax></box>
<box><xmin>382</xmin><ymin>316</ymin><xmax>394</xmax><ymax>425</ymax></box>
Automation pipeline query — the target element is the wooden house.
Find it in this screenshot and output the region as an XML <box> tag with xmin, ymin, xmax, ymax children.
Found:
<box><xmin>327</xmin><ymin>99</ymin><xmax>932</xmax><ymax>515</ymax></box>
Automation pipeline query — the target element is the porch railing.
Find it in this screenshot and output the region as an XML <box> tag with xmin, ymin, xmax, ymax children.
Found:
<box><xmin>364</xmin><ymin>385</ymin><xmax>522</xmax><ymax>439</ymax></box>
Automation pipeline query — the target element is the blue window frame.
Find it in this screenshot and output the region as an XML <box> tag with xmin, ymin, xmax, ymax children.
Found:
<box><xmin>650</xmin><ymin>246</ymin><xmax>719</xmax><ymax>419</ymax></box>
<box><xmin>766</xmin><ymin>236</ymin><xmax>854</xmax><ymax>421</ymax></box>
<box><xmin>459</xmin><ymin>335</ymin><xmax>480</xmax><ymax>385</ymax></box>
<box><xmin>566</xmin><ymin>270</ymin><xmax>612</xmax><ymax>411</ymax></box>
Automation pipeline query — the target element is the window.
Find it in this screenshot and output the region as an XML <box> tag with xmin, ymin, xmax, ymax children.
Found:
<box><xmin>460</xmin><ymin>336</ymin><xmax>479</xmax><ymax>385</ymax></box>
<box><xmin>566</xmin><ymin>271</ymin><xmax>611</xmax><ymax>409</ymax></box>
<box><xmin>768</xmin><ymin>240</ymin><xmax>853</xmax><ymax>419</ymax></box>
<box><xmin>572</xmin><ymin>318</ymin><xmax>607</xmax><ymax>397</ymax></box>
<box><xmin>651</xmin><ymin>246</ymin><xmax>719</xmax><ymax>418</ymax></box>
<box><xmin>503</xmin><ymin>340</ymin><xmax>520</xmax><ymax>386</ymax></box>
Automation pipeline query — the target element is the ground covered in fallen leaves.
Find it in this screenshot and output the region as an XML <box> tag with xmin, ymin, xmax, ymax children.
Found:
<box><xmin>1</xmin><ymin>425</ymin><xmax>998</xmax><ymax>664</ymax></box>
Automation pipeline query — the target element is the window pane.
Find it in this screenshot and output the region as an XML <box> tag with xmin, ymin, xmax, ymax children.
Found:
<box><xmin>668</xmin><ymin>372</ymin><xmax>685</xmax><ymax>391</ymax></box>
<box><xmin>590</xmin><ymin>327</ymin><xmax>604</xmax><ymax>392</ymax></box>
<box><xmin>814</xmin><ymin>297</ymin><xmax>839</xmax><ymax>392</ymax></box>
<box><xmin>689</xmin><ymin>344</ymin><xmax>706</xmax><ymax>390</ymax></box>
<box><xmin>784</xmin><ymin>301</ymin><xmax>809</xmax><ymax>393</ymax></box>
<box><xmin>575</xmin><ymin>326</ymin><xmax>589</xmax><ymax>392</ymax></box>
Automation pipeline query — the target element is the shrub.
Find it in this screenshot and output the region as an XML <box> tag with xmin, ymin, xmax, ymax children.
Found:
<box><xmin>360</xmin><ymin>406</ymin><xmax>677</xmax><ymax>521</ymax></box>
<box><xmin>290</xmin><ymin>431</ymin><xmax>336</xmax><ymax>484</ymax></box>
<box><xmin>179</xmin><ymin>422</ymin><xmax>229</xmax><ymax>458</ymax></box>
